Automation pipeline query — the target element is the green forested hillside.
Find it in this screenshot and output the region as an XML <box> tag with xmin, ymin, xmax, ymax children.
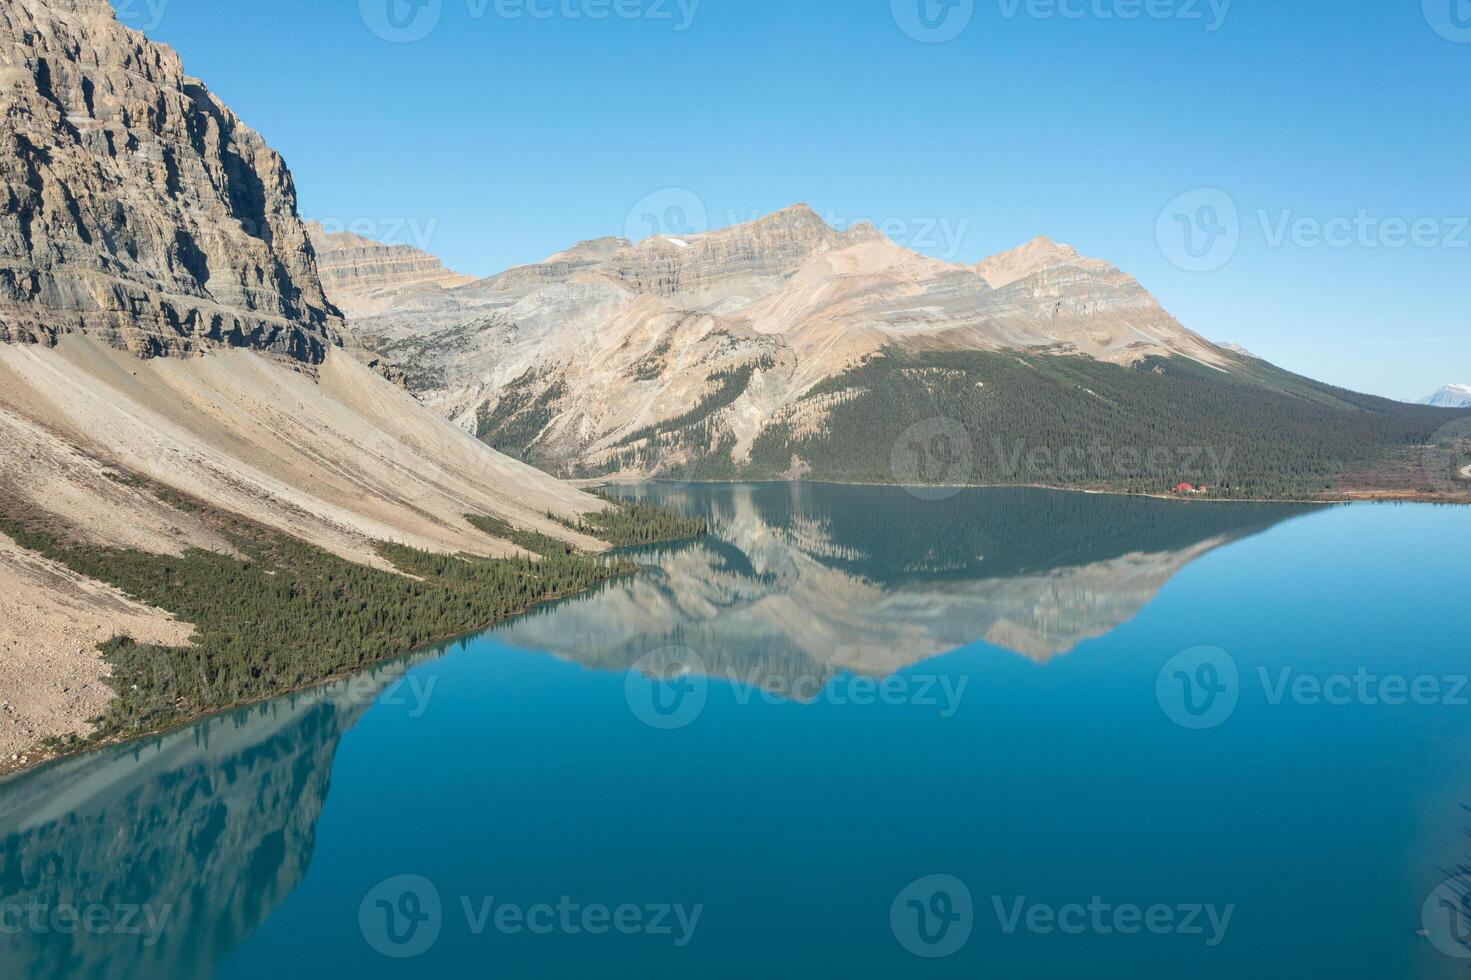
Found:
<box><xmin>0</xmin><ymin>492</ymin><xmax>638</xmax><ymax>743</ymax></box>
<box><xmin>470</xmin><ymin>495</ymin><xmax>707</xmax><ymax>554</ymax></box>
<box><xmin>477</xmin><ymin>343</ymin><xmax>1468</xmax><ymax>499</ymax></box>
<box><xmin>554</xmin><ymin>492</ymin><xmax>709</xmax><ymax>547</ymax></box>
<box><xmin>594</xmin><ymin>349</ymin><xmax>1464</xmax><ymax>499</ymax></box>
<box><xmin>733</xmin><ymin>350</ymin><xmax>1464</xmax><ymax>498</ymax></box>
<box><xmin>737</xmin><ymin>350</ymin><xmax>1466</xmax><ymax>497</ymax></box>
<box><xmin>475</xmin><ymin>370</ymin><xmax>567</xmax><ymax>467</ymax></box>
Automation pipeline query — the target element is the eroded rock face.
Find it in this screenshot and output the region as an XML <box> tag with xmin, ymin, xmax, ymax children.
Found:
<box><xmin>598</xmin><ymin>203</ymin><xmax>854</xmax><ymax>300</ymax></box>
<box><xmin>0</xmin><ymin>0</ymin><xmax>342</xmax><ymax>361</ymax></box>
<box><xmin>966</xmin><ymin>235</ymin><xmax>1221</xmax><ymax>365</ymax></box>
<box><xmin>306</xmin><ymin>222</ymin><xmax>473</xmax><ymax>320</ymax></box>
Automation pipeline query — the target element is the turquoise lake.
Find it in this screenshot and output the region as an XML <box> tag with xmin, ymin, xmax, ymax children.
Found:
<box><xmin>2</xmin><ymin>483</ymin><xmax>1469</xmax><ymax>978</ymax></box>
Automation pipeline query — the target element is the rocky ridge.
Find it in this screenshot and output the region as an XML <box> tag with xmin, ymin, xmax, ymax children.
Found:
<box><xmin>337</xmin><ymin>205</ymin><xmax>1232</xmax><ymax>475</ymax></box>
<box><xmin>305</xmin><ymin>221</ymin><xmax>473</xmax><ymax>319</ymax></box>
<box><xmin>0</xmin><ymin>0</ymin><xmax>342</xmax><ymax>361</ymax></box>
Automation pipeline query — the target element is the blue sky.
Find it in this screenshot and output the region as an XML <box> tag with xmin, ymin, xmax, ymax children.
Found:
<box><xmin>114</xmin><ymin>0</ymin><xmax>1468</xmax><ymax>400</ymax></box>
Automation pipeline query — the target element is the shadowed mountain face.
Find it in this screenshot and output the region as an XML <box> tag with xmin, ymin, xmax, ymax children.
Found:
<box><xmin>0</xmin><ymin>662</ymin><xmax>410</xmax><ymax>980</ymax></box>
<box><xmin>493</xmin><ymin>484</ymin><xmax>1316</xmax><ymax>679</ymax></box>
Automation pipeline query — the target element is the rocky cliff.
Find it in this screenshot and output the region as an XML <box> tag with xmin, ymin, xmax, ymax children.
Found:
<box><xmin>0</xmin><ymin>0</ymin><xmax>606</xmax><ymax>565</ymax></box>
<box><xmin>963</xmin><ymin>234</ymin><xmax>1224</xmax><ymax>365</ymax></box>
<box><xmin>0</xmin><ymin>0</ymin><xmax>618</xmax><ymax>768</ymax></box>
<box><xmin>0</xmin><ymin>0</ymin><xmax>342</xmax><ymax>361</ymax></box>
<box><xmin>306</xmin><ymin>222</ymin><xmax>473</xmax><ymax>320</ymax></box>
<box><xmin>599</xmin><ymin>203</ymin><xmax>861</xmax><ymax>300</ymax></box>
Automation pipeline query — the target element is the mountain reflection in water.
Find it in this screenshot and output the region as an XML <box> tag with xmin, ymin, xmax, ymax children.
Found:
<box><xmin>0</xmin><ymin>485</ymin><xmax>1330</xmax><ymax>979</ymax></box>
<box><xmin>0</xmin><ymin>660</ymin><xmax>415</xmax><ymax>980</ymax></box>
<box><xmin>493</xmin><ymin>484</ymin><xmax>1317</xmax><ymax>678</ymax></box>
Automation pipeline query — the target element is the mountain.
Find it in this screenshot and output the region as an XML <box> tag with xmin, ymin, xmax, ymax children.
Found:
<box><xmin>1420</xmin><ymin>384</ymin><xmax>1471</xmax><ymax>408</ymax></box>
<box><xmin>0</xmin><ymin>0</ymin><xmax>340</xmax><ymax>361</ymax></box>
<box><xmin>0</xmin><ymin>0</ymin><xmax>611</xmax><ymax>762</ymax></box>
<box><xmin>967</xmin><ymin>234</ymin><xmax>1224</xmax><ymax>365</ymax></box>
<box><xmin>305</xmin><ymin>222</ymin><xmax>474</xmax><ymax>320</ymax></box>
<box><xmin>336</xmin><ymin>207</ymin><xmax>1466</xmax><ymax>498</ymax></box>
<box><xmin>341</xmin><ymin>207</ymin><xmax>1230</xmax><ymax>466</ymax></box>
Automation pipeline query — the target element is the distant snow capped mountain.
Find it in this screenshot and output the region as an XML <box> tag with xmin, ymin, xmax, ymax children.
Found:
<box><xmin>1218</xmin><ymin>342</ymin><xmax>1261</xmax><ymax>360</ymax></box>
<box><xmin>1419</xmin><ymin>384</ymin><xmax>1471</xmax><ymax>408</ymax></box>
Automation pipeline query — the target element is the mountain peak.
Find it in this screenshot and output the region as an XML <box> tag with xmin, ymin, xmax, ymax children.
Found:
<box><xmin>974</xmin><ymin>235</ymin><xmax>1088</xmax><ymax>289</ymax></box>
<box><xmin>601</xmin><ymin>202</ymin><xmax>840</xmax><ymax>297</ymax></box>
<box><xmin>1420</xmin><ymin>384</ymin><xmax>1471</xmax><ymax>408</ymax></box>
<box><xmin>306</xmin><ymin>224</ymin><xmax>473</xmax><ymax>320</ymax></box>
<box><xmin>733</xmin><ymin>203</ymin><xmax>832</xmax><ymax>236</ymax></box>
<box><xmin>538</xmin><ymin>236</ymin><xmax>633</xmax><ymax>267</ymax></box>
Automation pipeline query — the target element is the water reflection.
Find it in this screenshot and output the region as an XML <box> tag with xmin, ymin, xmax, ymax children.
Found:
<box><xmin>0</xmin><ymin>485</ymin><xmax>1327</xmax><ymax>979</ymax></box>
<box><xmin>0</xmin><ymin>660</ymin><xmax>415</xmax><ymax>980</ymax></box>
<box><xmin>495</xmin><ymin>484</ymin><xmax>1317</xmax><ymax>676</ymax></box>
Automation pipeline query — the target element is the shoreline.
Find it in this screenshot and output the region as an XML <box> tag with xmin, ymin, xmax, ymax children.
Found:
<box><xmin>584</xmin><ymin>476</ymin><xmax>1470</xmax><ymax>507</ymax></box>
<box><xmin>7</xmin><ymin>478</ymin><xmax>1464</xmax><ymax>780</ymax></box>
<box><xmin>0</xmin><ymin>571</ymin><xmax>637</xmax><ymax>783</ymax></box>
<box><xmin>0</xmin><ymin>484</ymin><xmax>707</xmax><ymax>781</ymax></box>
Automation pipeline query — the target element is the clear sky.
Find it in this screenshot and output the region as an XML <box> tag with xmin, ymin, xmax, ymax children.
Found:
<box><xmin>114</xmin><ymin>0</ymin><xmax>1468</xmax><ymax>401</ymax></box>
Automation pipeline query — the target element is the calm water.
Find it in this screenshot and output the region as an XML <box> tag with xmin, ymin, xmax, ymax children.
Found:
<box><xmin>2</xmin><ymin>484</ymin><xmax>1470</xmax><ymax>979</ymax></box>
